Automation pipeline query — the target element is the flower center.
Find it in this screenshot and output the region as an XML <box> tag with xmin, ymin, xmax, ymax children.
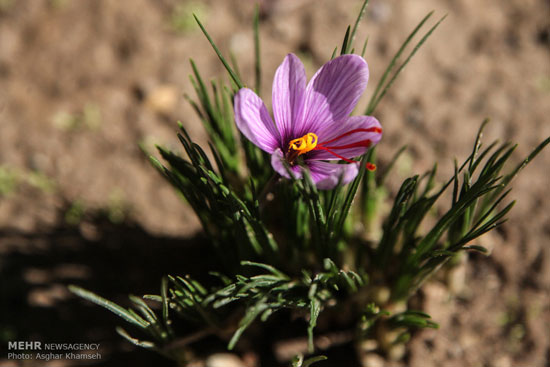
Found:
<box><xmin>288</xmin><ymin>133</ymin><xmax>318</xmax><ymax>156</ymax></box>
<box><xmin>285</xmin><ymin>127</ymin><xmax>382</xmax><ymax>171</ymax></box>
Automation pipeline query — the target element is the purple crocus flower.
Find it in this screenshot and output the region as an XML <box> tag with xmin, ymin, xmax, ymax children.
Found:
<box><xmin>234</xmin><ymin>53</ymin><xmax>382</xmax><ymax>190</ymax></box>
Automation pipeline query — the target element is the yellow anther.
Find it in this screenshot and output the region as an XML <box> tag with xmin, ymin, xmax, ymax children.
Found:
<box><xmin>288</xmin><ymin>133</ymin><xmax>318</xmax><ymax>156</ymax></box>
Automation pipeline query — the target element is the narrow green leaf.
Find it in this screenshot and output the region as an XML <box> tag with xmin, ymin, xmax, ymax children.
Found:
<box><xmin>471</xmin><ymin>189</ymin><xmax>511</xmax><ymax>230</ymax></box>
<box><xmin>194</xmin><ymin>14</ymin><xmax>244</xmax><ymax>89</ymax></box>
<box><xmin>69</xmin><ymin>285</ymin><xmax>148</xmax><ymax>328</ymax></box>
<box><xmin>143</xmin><ymin>295</ymin><xmax>162</xmax><ymax>302</ymax></box>
<box><xmin>366</xmin><ymin>12</ymin><xmax>446</xmax><ymax>114</ymax></box>
<box><xmin>307</xmin><ymin>297</ymin><xmax>321</xmax><ymax>353</ymax></box>
<box><xmin>330</xmin><ymin>46</ymin><xmax>338</xmax><ymax>60</ymax></box>
<box><xmin>340</xmin><ymin>271</ymin><xmax>358</xmax><ymax>292</ymax></box>
<box><xmin>116</xmin><ymin>327</ymin><xmax>156</xmax><ymax>349</ymax></box>
<box><xmin>161</xmin><ymin>277</ymin><xmax>171</xmax><ymax>329</ymax></box>
<box><xmin>229</xmin><ymin>51</ymin><xmax>243</xmax><ymax>83</ymax></box>
<box><xmin>334</xmin><ymin>154</ymin><xmax>369</xmax><ymax>241</ymax></box>
<box><xmin>129</xmin><ymin>295</ymin><xmax>158</xmax><ymax>324</ymax></box>
<box><xmin>340</xmin><ymin>25</ymin><xmax>351</xmax><ymax>55</ymax></box>
<box><xmin>401</xmin><ymin>310</ymin><xmax>432</xmax><ymax>318</ymax></box>
<box><xmin>253</xmin><ymin>4</ymin><xmax>261</xmax><ymax>94</ymax></box>
<box><xmin>228</xmin><ymin>301</ymin><xmax>269</xmax><ymax>350</ymax></box>
<box><xmin>370</xmin><ymin>13</ymin><xmax>447</xmax><ymax>112</ymax></box>
<box><xmin>303</xmin><ymin>355</ymin><xmax>328</xmax><ymax>367</ymax></box>
<box><xmin>462</xmin><ymin>245</ymin><xmax>488</xmax><ymax>254</ymax></box>
<box><xmin>366</xmin><ymin>11</ymin><xmax>434</xmax><ymax>113</ymax></box>
<box><xmin>452</xmin><ymin>159</ymin><xmax>459</xmax><ymax>205</ymax></box>
<box><xmin>376</xmin><ymin>175</ymin><xmax>418</xmax><ymax>266</ymax></box>
<box><xmin>378</xmin><ymin>145</ymin><xmax>407</xmax><ymax>186</ymax></box>
<box><xmin>241</xmin><ymin>261</ymin><xmax>289</xmax><ymax>279</ymax></box>
<box><xmin>468</xmin><ymin>118</ymin><xmax>490</xmax><ymax>172</ymax></box>
<box><xmin>509</xmin><ymin>136</ymin><xmax>550</xmax><ymax>180</ymax></box>
<box><xmin>349</xmin><ymin>0</ymin><xmax>370</xmax><ymax>53</ymax></box>
<box><xmin>361</xmin><ymin>35</ymin><xmax>369</xmax><ymax>57</ymax></box>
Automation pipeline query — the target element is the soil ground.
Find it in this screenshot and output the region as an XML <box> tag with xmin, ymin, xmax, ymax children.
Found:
<box><xmin>1</xmin><ymin>0</ymin><xmax>549</xmax><ymax>366</ymax></box>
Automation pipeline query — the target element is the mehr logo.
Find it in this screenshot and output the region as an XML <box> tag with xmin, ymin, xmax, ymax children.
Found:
<box><xmin>8</xmin><ymin>341</ymin><xmax>42</xmax><ymax>350</ymax></box>
<box><xmin>7</xmin><ymin>342</ymin><xmax>102</xmax><ymax>361</ymax></box>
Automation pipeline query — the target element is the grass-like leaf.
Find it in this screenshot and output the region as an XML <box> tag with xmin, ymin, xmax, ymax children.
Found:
<box><xmin>348</xmin><ymin>0</ymin><xmax>370</xmax><ymax>54</ymax></box>
<box><xmin>116</xmin><ymin>327</ymin><xmax>156</xmax><ymax>349</ymax></box>
<box><xmin>254</xmin><ymin>4</ymin><xmax>261</xmax><ymax>94</ymax></box>
<box><xmin>69</xmin><ymin>285</ymin><xmax>149</xmax><ymax>329</ymax></box>
<box><xmin>365</xmin><ymin>12</ymin><xmax>445</xmax><ymax>115</ymax></box>
<box><xmin>194</xmin><ymin>14</ymin><xmax>244</xmax><ymax>90</ymax></box>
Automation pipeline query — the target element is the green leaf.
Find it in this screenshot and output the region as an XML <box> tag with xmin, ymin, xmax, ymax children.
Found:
<box><xmin>502</xmin><ymin>136</ymin><xmax>550</xmax><ymax>187</ymax></box>
<box><xmin>307</xmin><ymin>297</ymin><xmax>321</xmax><ymax>353</ymax></box>
<box><xmin>468</xmin><ymin>118</ymin><xmax>490</xmax><ymax>172</ymax></box>
<box><xmin>378</xmin><ymin>145</ymin><xmax>407</xmax><ymax>186</ymax></box>
<box><xmin>193</xmin><ymin>14</ymin><xmax>244</xmax><ymax>90</ymax></box>
<box><xmin>340</xmin><ymin>25</ymin><xmax>351</xmax><ymax>55</ymax></box>
<box><xmin>228</xmin><ymin>300</ymin><xmax>269</xmax><ymax>350</ymax></box>
<box><xmin>360</xmin><ymin>35</ymin><xmax>369</xmax><ymax>57</ymax></box>
<box><xmin>253</xmin><ymin>4</ymin><xmax>261</xmax><ymax>94</ymax></box>
<box><xmin>161</xmin><ymin>277</ymin><xmax>172</xmax><ymax>334</ymax></box>
<box><xmin>376</xmin><ymin>175</ymin><xmax>418</xmax><ymax>267</ymax></box>
<box><xmin>116</xmin><ymin>327</ymin><xmax>156</xmax><ymax>349</ymax></box>
<box><xmin>366</xmin><ymin>12</ymin><xmax>446</xmax><ymax>114</ymax></box>
<box><xmin>69</xmin><ymin>285</ymin><xmax>148</xmax><ymax>329</ymax></box>
<box><xmin>389</xmin><ymin>311</ymin><xmax>439</xmax><ymax>329</ymax></box>
<box><xmin>241</xmin><ymin>261</ymin><xmax>289</xmax><ymax>279</ymax></box>
<box><xmin>330</xmin><ymin>46</ymin><xmax>338</xmax><ymax>60</ymax></box>
<box><xmin>334</xmin><ymin>154</ymin><xmax>369</xmax><ymax>242</ymax></box>
<box><xmin>462</xmin><ymin>245</ymin><xmax>488</xmax><ymax>254</ymax></box>
<box><xmin>348</xmin><ymin>0</ymin><xmax>370</xmax><ymax>54</ymax></box>
<box><xmin>129</xmin><ymin>295</ymin><xmax>158</xmax><ymax>324</ymax></box>
<box><xmin>303</xmin><ymin>355</ymin><xmax>328</xmax><ymax>367</ymax></box>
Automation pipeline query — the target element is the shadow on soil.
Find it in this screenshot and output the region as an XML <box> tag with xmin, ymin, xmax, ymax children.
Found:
<box><xmin>0</xmin><ymin>209</ymin><xmax>213</xmax><ymax>366</ymax></box>
<box><xmin>1</xmin><ymin>208</ymin><xmax>365</xmax><ymax>367</ymax></box>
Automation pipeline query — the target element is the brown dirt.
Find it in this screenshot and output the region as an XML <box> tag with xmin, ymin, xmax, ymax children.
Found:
<box><xmin>1</xmin><ymin>0</ymin><xmax>549</xmax><ymax>366</ymax></box>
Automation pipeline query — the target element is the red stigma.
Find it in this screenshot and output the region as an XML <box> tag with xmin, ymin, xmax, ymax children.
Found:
<box><xmin>314</xmin><ymin>146</ymin><xmax>358</xmax><ymax>164</ymax></box>
<box><xmin>311</xmin><ymin>126</ymin><xmax>381</xmax><ymax>167</ymax></box>
<box><xmin>366</xmin><ymin>163</ymin><xmax>377</xmax><ymax>171</ymax></box>
<box><xmin>319</xmin><ymin>127</ymin><xmax>382</xmax><ymax>146</ymax></box>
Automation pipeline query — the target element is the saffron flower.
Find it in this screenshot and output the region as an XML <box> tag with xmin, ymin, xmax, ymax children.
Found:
<box><xmin>234</xmin><ymin>53</ymin><xmax>382</xmax><ymax>190</ymax></box>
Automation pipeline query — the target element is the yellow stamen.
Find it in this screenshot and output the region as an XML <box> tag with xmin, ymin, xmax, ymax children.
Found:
<box><xmin>288</xmin><ymin>133</ymin><xmax>318</xmax><ymax>156</ymax></box>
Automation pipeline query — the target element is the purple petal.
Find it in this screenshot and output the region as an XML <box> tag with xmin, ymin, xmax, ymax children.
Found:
<box><xmin>271</xmin><ymin>149</ymin><xmax>359</xmax><ymax>189</ymax></box>
<box><xmin>234</xmin><ymin>88</ymin><xmax>280</xmax><ymax>153</ymax></box>
<box><xmin>272</xmin><ymin>54</ymin><xmax>307</xmax><ymax>142</ymax></box>
<box><xmin>297</xmin><ymin>54</ymin><xmax>369</xmax><ymax>137</ymax></box>
<box><xmin>309</xmin><ymin>116</ymin><xmax>382</xmax><ymax>160</ymax></box>
<box><xmin>271</xmin><ymin>148</ymin><xmax>303</xmax><ymax>179</ymax></box>
<box><xmin>308</xmin><ymin>161</ymin><xmax>359</xmax><ymax>190</ymax></box>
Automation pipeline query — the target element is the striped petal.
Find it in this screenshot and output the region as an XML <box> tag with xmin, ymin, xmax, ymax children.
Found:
<box><xmin>296</xmin><ymin>54</ymin><xmax>369</xmax><ymax>137</ymax></box>
<box><xmin>271</xmin><ymin>148</ymin><xmax>303</xmax><ymax>179</ymax></box>
<box><xmin>308</xmin><ymin>161</ymin><xmax>359</xmax><ymax>190</ymax></box>
<box><xmin>272</xmin><ymin>53</ymin><xmax>307</xmax><ymax>143</ymax></box>
<box><xmin>309</xmin><ymin>116</ymin><xmax>382</xmax><ymax>160</ymax></box>
<box><xmin>234</xmin><ymin>88</ymin><xmax>280</xmax><ymax>153</ymax></box>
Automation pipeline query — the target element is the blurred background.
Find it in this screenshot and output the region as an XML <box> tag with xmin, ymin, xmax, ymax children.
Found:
<box><xmin>0</xmin><ymin>0</ymin><xmax>548</xmax><ymax>366</ymax></box>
